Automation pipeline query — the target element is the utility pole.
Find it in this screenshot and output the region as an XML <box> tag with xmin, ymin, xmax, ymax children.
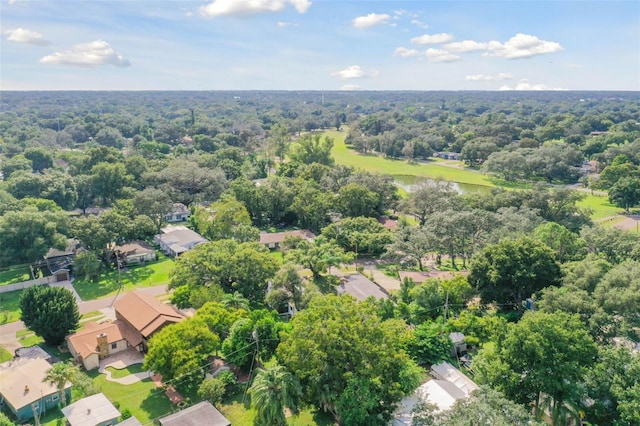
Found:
<box><xmin>444</xmin><ymin>289</ymin><xmax>450</xmax><ymax>320</ymax></box>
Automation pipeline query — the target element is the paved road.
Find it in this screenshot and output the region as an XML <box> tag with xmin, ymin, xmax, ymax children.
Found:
<box><xmin>0</xmin><ymin>284</ymin><xmax>169</xmax><ymax>353</ymax></box>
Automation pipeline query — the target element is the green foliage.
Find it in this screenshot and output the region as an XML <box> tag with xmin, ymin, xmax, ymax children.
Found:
<box><xmin>407</xmin><ymin>321</ymin><xmax>451</xmax><ymax>365</ymax></box>
<box><xmin>289</xmin><ymin>134</ymin><xmax>334</xmax><ymax>166</ymax></box>
<box><xmin>43</xmin><ymin>362</ymin><xmax>79</xmax><ymax>407</ymax></box>
<box><xmin>249</xmin><ymin>365</ymin><xmax>301</xmax><ymax>426</ymax></box>
<box><xmin>196</xmin><ymin>301</ymin><xmax>248</xmax><ymax>340</ymax></box>
<box><xmin>532</xmin><ymin>222</ymin><xmax>585</xmax><ymax>262</ymax></box>
<box><xmin>469</xmin><ymin>236</ymin><xmax>561</xmax><ymax>311</ymax></box>
<box><xmin>73</xmin><ymin>251</ymin><xmax>101</xmax><ymax>282</ymax></box>
<box><xmin>284</xmin><ymin>236</ymin><xmax>352</xmax><ymax>279</ymax></box>
<box><xmin>170</xmin><ymin>239</ymin><xmax>279</xmax><ymax>303</ymax></box>
<box><xmin>608</xmin><ymin>176</ymin><xmax>640</xmax><ymax>212</ymax></box>
<box><xmin>143</xmin><ymin>317</ymin><xmax>220</xmax><ymax>382</ymax></box>
<box><xmin>277</xmin><ymin>295</ymin><xmax>420</xmax><ymax>425</ymax></box>
<box><xmin>133</xmin><ymin>188</ymin><xmax>173</xmax><ymax>232</ymax></box>
<box><xmin>222</xmin><ymin>309</ymin><xmax>283</xmax><ymax>369</ymax></box>
<box><xmin>192</xmin><ymin>195</ymin><xmax>257</xmax><ymax>242</ymax></box>
<box><xmin>321</xmin><ymin>217</ymin><xmax>393</xmax><ymax>256</ymax></box>
<box><xmin>171</xmin><ymin>285</ymin><xmax>192</xmax><ymax>309</ymax></box>
<box><xmin>198</xmin><ymin>377</ymin><xmax>227</xmax><ymax>405</ymax></box>
<box><xmin>0</xmin><ymin>412</ymin><xmax>16</xmax><ymax>426</ymax></box>
<box><xmin>265</xmin><ymin>264</ymin><xmax>318</xmax><ymax>312</ymax></box>
<box><xmin>20</xmin><ymin>286</ymin><xmax>80</xmax><ymax>345</ymax></box>
<box><xmin>336</xmin><ymin>183</ymin><xmax>379</xmax><ymax>218</ymax></box>
<box><xmin>473</xmin><ymin>311</ymin><xmax>597</xmax><ymax>420</ymax></box>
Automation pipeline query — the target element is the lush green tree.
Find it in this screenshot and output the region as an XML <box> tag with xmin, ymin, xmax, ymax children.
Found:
<box><xmin>222</xmin><ymin>310</ymin><xmax>283</xmax><ymax>369</ymax></box>
<box><xmin>269</xmin><ymin>123</ymin><xmax>291</xmax><ymax>162</ymax></box>
<box><xmin>473</xmin><ymin>311</ymin><xmax>596</xmax><ymax>421</ymax></box>
<box><xmin>94</xmin><ymin>127</ymin><xmax>125</xmax><ymax>148</ymax></box>
<box><xmin>407</xmin><ymin>321</ymin><xmax>451</xmax><ymax>365</ymax></box>
<box><xmin>170</xmin><ymin>240</ymin><xmax>279</xmax><ymax>303</ymax></box>
<box><xmin>40</xmin><ymin>169</ymin><xmax>78</xmax><ymax>210</ymax></box>
<box><xmin>412</xmin><ymin>386</ymin><xmax>545</xmax><ymax>426</ymax></box>
<box><xmin>0</xmin><ymin>154</ymin><xmax>31</xmax><ymax>179</ymax></box>
<box><xmin>289</xmin><ymin>134</ymin><xmax>334</xmax><ymax>166</ymax></box>
<box><xmin>42</xmin><ymin>362</ymin><xmax>77</xmax><ymax>407</ymax></box>
<box><xmin>322</xmin><ymin>217</ymin><xmax>393</xmax><ymax>256</ymax></box>
<box><xmin>593</xmin><ymin>260</ymin><xmax>640</xmax><ymax>328</ymax></box>
<box><xmin>196</xmin><ymin>301</ymin><xmax>248</xmax><ymax>339</ymax></box>
<box><xmin>24</xmin><ymin>147</ymin><xmax>53</xmax><ymax>172</ymax></box>
<box><xmin>532</xmin><ymin>222</ymin><xmax>585</xmax><ymax>262</ymax></box>
<box><xmin>284</xmin><ymin>236</ymin><xmax>352</xmax><ymax>280</ymax></box>
<box><xmin>608</xmin><ymin>176</ymin><xmax>640</xmax><ymax>212</ymax></box>
<box><xmin>143</xmin><ymin>317</ymin><xmax>219</xmax><ymax>382</ymax></box>
<box><xmin>6</xmin><ymin>170</ymin><xmax>43</xmax><ymax>199</ymax></box>
<box><xmin>0</xmin><ymin>411</ymin><xmax>15</xmax><ymax>426</ymax></box>
<box><xmin>73</xmin><ymin>251</ymin><xmax>101</xmax><ymax>282</ymax></box>
<box><xmin>20</xmin><ymin>286</ymin><xmax>80</xmax><ymax>345</ymax></box>
<box><xmin>468</xmin><ymin>236</ymin><xmax>561</xmax><ymax>311</ymax></box>
<box><xmin>73</xmin><ymin>174</ymin><xmax>94</xmax><ymax>213</ymax></box>
<box><xmin>0</xmin><ymin>207</ymin><xmax>69</xmax><ymax>266</ymax></box>
<box><xmin>249</xmin><ymin>365</ymin><xmax>302</xmax><ymax>426</ymax></box>
<box><xmin>385</xmin><ymin>225</ymin><xmax>434</xmax><ymax>271</ymax></box>
<box><xmin>192</xmin><ymin>195</ymin><xmax>257</xmax><ymax>241</ymax></box>
<box><xmin>91</xmin><ymin>162</ymin><xmax>130</xmax><ymax>205</ymax></box>
<box><xmin>265</xmin><ymin>264</ymin><xmax>313</xmax><ymax>312</ymax></box>
<box><xmin>277</xmin><ymin>295</ymin><xmax>420</xmax><ymax>425</ymax></box>
<box><xmin>337</xmin><ymin>183</ymin><xmax>379</xmax><ymax>218</ymax></box>
<box><xmin>289</xmin><ymin>182</ymin><xmax>334</xmax><ymax>232</ymax></box>
<box><xmin>198</xmin><ymin>377</ymin><xmax>226</xmax><ymax>405</ymax></box>
<box><xmin>147</xmin><ymin>159</ymin><xmax>227</xmax><ymax>206</ymax></box>
<box><xmin>398</xmin><ymin>179</ymin><xmax>460</xmax><ymax>226</ymax></box>
<box><xmin>133</xmin><ymin>188</ymin><xmax>173</xmax><ymax>232</ymax></box>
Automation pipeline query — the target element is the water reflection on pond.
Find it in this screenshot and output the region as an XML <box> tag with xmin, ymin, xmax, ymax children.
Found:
<box><xmin>393</xmin><ymin>175</ymin><xmax>492</xmax><ymax>194</ymax></box>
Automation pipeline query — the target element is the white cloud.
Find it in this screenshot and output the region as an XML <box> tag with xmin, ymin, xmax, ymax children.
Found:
<box><xmin>394</xmin><ymin>47</ymin><xmax>422</xmax><ymax>58</ymax></box>
<box><xmin>5</xmin><ymin>28</ymin><xmax>51</xmax><ymax>46</ymax></box>
<box><xmin>341</xmin><ymin>84</ymin><xmax>362</xmax><ymax>91</ymax></box>
<box><xmin>410</xmin><ymin>19</ymin><xmax>429</xmax><ymax>29</ymax></box>
<box><xmin>487</xmin><ymin>33</ymin><xmax>563</xmax><ymax>59</ymax></box>
<box><xmin>444</xmin><ymin>40</ymin><xmax>489</xmax><ymax>52</ymax></box>
<box><xmin>425</xmin><ymin>48</ymin><xmax>460</xmax><ymax>63</ymax></box>
<box><xmin>8</xmin><ymin>0</ymin><xmax>25</xmax><ymax>4</ymax></box>
<box><xmin>278</xmin><ymin>21</ymin><xmax>297</xmax><ymax>27</ymax></box>
<box><xmin>465</xmin><ymin>72</ymin><xmax>513</xmax><ymax>81</ymax></box>
<box><xmin>500</xmin><ymin>80</ymin><xmax>567</xmax><ymax>90</ymax></box>
<box><xmin>40</xmin><ymin>40</ymin><xmax>131</xmax><ymax>67</ymax></box>
<box><xmin>444</xmin><ymin>34</ymin><xmax>562</xmax><ymax>59</ymax></box>
<box><xmin>333</xmin><ymin>65</ymin><xmax>365</xmax><ymax>79</ymax></box>
<box><xmin>200</xmin><ymin>0</ymin><xmax>311</xmax><ymax>17</ymax></box>
<box><xmin>353</xmin><ymin>13</ymin><xmax>390</xmax><ymax>29</ymax></box>
<box><xmin>411</xmin><ymin>33</ymin><xmax>454</xmax><ymax>45</ymax></box>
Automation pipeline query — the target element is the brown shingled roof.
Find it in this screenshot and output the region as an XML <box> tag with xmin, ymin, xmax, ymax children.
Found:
<box><xmin>114</xmin><ymin>291</ymin><xmax>184</xmax><ymax>338</ymax></box>
<box><xmin>67</xmin><ymin>320</ymin><xmax>143</xmax><ymax>359</ymax></box>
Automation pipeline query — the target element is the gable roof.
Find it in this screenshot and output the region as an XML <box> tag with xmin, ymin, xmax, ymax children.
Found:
<box><xmin>337</xmin><ymin>274</ymin><xmax>389</xmax><ymax>301</ymax></box>
<box><xmin>0</xmin><ymin>358</ymin><xmax>70</xmax><ymax>409</ymax></box>
<box><xmin>116</xmin><ymin>241</ymin><xmax>155</xmax><ymax>257</ymax></box>
<box><xmin>259</xmin><ymin>229</ymin><xmax>316</xmax><ymax>245</ymax></box>
<box><xmin>430</xmin><ymin>361</ymin><xmax>479</xmax><ymax>396</ymax></box>
<box><xmin>61</xmin><ymin>393</ymin><xmax>120</xmax><ymax>426</ymax></box>
<box><xmin>157</xmin><ymin>226</ymin><xmax>207</xmax><ymax>249</ymax></box>
<box><xmin>159</xmin><ymin>401</ymin><xmax>231</xmax><ymax>426</ymax></box>
<box><xmin>418</xmin><ymin>380</ymin><xmax>467</xmax><ymax>411</ymax></box>
<box><xmin>66</xmin><ymin>320</ymin><xmax>143</xmax><ymax>359</ymax></box>
<box><xmin>114</xmin><ymin>291</ymin><xmax>184</xmax><ymax>338</ymax></box>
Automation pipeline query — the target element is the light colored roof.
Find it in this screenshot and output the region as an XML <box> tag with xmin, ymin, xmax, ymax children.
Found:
<box><xmin>116</xmin><ymin>241</ymin><xmax>155</xmax><ymax>257</ymax></box>
<box><xmin>66</xmin><ymin>320</ymin><xmax>143</xmax><ymax>359</ymax></box>
<box><xmin>15</xmin><ymin>345</ymin><xmax>51</xmax><ymax>361</ymax></box>
<box><xmin>430</xmin><ymin>362</ymin><xmax>479</xmax><ymax>396</ymax></box>
<box><xmin>0</xmin><ymin>358</ymin><xmax>70</xmax><ymax>409</ymax></box>
<box><xmin>159</xmin><ymin>401</ymin><xmax>231</xmax><ymax>426</ymax></box>
<box><xmin>337</xmin><ymin>274</ymin><xmax>388</xmax><ymax>301</ymax></box>
<box><xmin>399</xmin><ymin>270</ymin><xmax>469</xmax><ymax>284</ymax></box>
<box><xmin>259</xmin><ymin>229</ymin><xmax>316</xmax><ymax>245</ymax></box>
<box><xmin>119</xmin><ymin>417</ymin><xmax>144</xmax><ymax>426</ymax></box>
<box><xmin>172</xmin><ymin>203</ymin><xmax>190</xmax><ymax>214</ymax></box>
<box><xmin>61</xmin><ymin>393</ymin><xmax>120</xmax><ymax>426</ymax></box>
<box><xmin>418</xmin><ymin>380</ymin><xmax>467</xmax><ymax>411</ymax></box>
<box><xmin>157</xmin><ymin>226</ymin><xmax>207</xmax><ymax>248</ymax></box>
<box><xmin>114</xmin><ymin>291</ymin><xmax>184</xmax><ymax>338</ymax></box>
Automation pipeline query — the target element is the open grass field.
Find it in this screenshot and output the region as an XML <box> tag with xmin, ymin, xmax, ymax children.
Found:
<box><xmin>0</xmin><ymin>289</ymin><xmax>23</xmax><ymax>324</ymax></box>
<box><xmin>89</xmin><ymin>369</ymin><xmax>172</xmax><ymax>424</ymax></box>
<box><xmin>577</xmin><ymin>193</ymin><xmax>622</xmax><ymax>220</ymax></box>
<box><xmin>0</xmin><ymin>346</ymin><xmax>12</xmax><ymax>362</ymax></box>
<box><xmin>327</xmin><ymin>130</ymin><xmax>495</xmax><ymax>187</ymax></box>
<box><xmin>106</xmin><ymin>363</ymin><xmax>145</xmax><ymax>379</ymax></box>
<box><xmin>0</xmin><ymin>265</ymin><xmax>31</xmax><ymax>286</ymax></box>
<box><xmin>73</xmin><ymin>255</ymin><xmax>174</xmax><ymax>300</ymax></box>
<box><xmin>219</xmin><ymin>393</ymin><xmax>336</xmax><ymax>425</ymax></box>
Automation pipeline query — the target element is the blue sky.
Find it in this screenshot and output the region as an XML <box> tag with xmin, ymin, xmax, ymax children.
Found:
<box><xmin>1</xmin><ymin>0</ymin><xmax>639</xmax><ymax>90</ymax></box>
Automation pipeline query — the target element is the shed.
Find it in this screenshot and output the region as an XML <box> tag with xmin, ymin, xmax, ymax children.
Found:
<box><xmin>61</xmin><ymin>393</ymin><xmax>121</xmax><ymax>426</ymax></box>
<box><xmin>159</xmin><ymin>401</ymin><xmax>231</xmax><ymax>426</ymax></box>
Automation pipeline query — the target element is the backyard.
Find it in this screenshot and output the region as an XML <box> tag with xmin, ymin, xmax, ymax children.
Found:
<box><xmin>73</xmin><ymin>255</ymin><xmax>174</xmax><ymax>300</ymax></box>
<box><xmin>0</xmin><ymin>265</ymin><xmax>32</xmax><ymax>286</ymax></box>
<box><xmin>0</xmin><ymin>289</ymin><xmax>23</xmax><ymax>324</ymax></box>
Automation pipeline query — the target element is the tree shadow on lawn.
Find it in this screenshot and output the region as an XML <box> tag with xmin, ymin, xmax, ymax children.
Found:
<box><xmin>140</xmin><ymin>387</ymin><xmax>174</xmax><ymax>421</ymax></box>
<box><xmin>74</xmin><ymin>265</ymin><xmax>156</xmax><ymax>299</ymax></box>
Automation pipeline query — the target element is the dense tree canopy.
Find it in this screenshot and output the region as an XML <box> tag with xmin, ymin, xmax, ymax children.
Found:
<box><xmin>20</xmin><ymin>286</ymin><xmax>80</xmax><ymax>345</ymax></box>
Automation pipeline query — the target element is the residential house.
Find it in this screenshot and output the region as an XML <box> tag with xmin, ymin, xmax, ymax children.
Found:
<box><xmin>392</xmin><ymin>362</ymin><xmax>479</xmax><ymax>425</ymax></box>
<box><xmin>66</xmin><ymin>320</ymin><xmax>143</xmax><ymax>370</ymax></box>
<box><xmin>113</xmin><ymin>291</ymin><xmax>185</xmax><ymax>351</ymax></box>
<box><xmin>115</xmin><ymin>241</ymin><xmax>157</xmax><ymax>265</ymax></box>
<box><xmin>165</xmin><ymin>203</ymin><xmax>190</xmax><ymax>223</ymax></box>
<box><xmin>336</xmin><ymin>274</ymin><xmax>389</xmax><ymax>301</ymax></box>
<box><xmin>158</xmin><ymin>401</ymin><xmax>231</xmax><ymax>426</ymax></box>
<box><xmin>259</xmin><ymin>229</ymin><xmax>316</xmax><ymax>249</ymax></box>
<box><xmin>154</xmin><ymin>225</ymin><xmax>207</xmax><ymax>257</ymax></box>
<box><xmin>41</xmin><ymin>238</ymin><xmax>83</xmax><ymax>282</ymax></box>
<box><xmin>61</xmin><ymin>393</ymin><xmax>120</xmax><ymax>426</ymax></box>
<box><xmin>0</xmin><ymin>358</ymin><xmax>72</xmax><ymax>423</ymax></box>
<box><xmin>434</xmin><ymin>151</ymin><xmax>461</xmax><ymax>160</ymax></box>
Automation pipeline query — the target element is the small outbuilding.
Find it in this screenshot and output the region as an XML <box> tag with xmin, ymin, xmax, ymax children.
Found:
<box><xmin>158</xmin><ymin>401</ymin><xmax>231</xmax><ymax>426</ymax></box>
<box><xmin>61</xmin><ymin>393</ymin><xmax>121</xmax><ymax>426</ymax></box>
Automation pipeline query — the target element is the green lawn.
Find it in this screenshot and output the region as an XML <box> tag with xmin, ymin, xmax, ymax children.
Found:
<box><xmin>90</xmin><ymin>370</ymin><xmax>173</xmax><ymax>424</ymax></box>
<box><xmin>219</xmin><ymin>393</ymin><xmax>336</xmax><ymax>425</ymax></box>
<box><xmin>74</xmin><ymin>256</ymin><xmax>174</xmax><ymax>300</ymax></box>
<box><xmin>106</xmin><ymin>363</ymin><xmax>145</xmax><ymax>379</ymax></box>
<box><xmin>328</xmin><ymin>130</ymin><xmax>495</xmax><ymax>187</ymax></box>
<box><xmin>0</xmin><ymin>289</ymin><xmax>23</xmax><ymax>324</ymax></box>
<box><xmin>577</xmin><ymin>193</ymin><xmax>622</xmax><ymax>220</ymax></box>
<box><xmin>0</xmin><ymin>346</ymin><xmax>12</xmax><ymax>362</ymax></box>
<box><xmin>17</xmin><ymin>331</ymin><xmax>44</xmax><ymax>347</ymax></box>
<box><xmin>0</xmin><ymin>265</ymin><xmax>31</xmax><ymax>286</ymax></box>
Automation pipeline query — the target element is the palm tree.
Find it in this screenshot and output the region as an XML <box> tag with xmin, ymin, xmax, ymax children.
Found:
<box><xmin>43</xmin><ymin>362</ymin><xmax>77</xmax><ymax>407</ymax></box>
<box><xmin>222</xmin><ymin>291</ymin><xmax>250</xmax><ymax>310</ymax></box>
<box><xmin>249</xmin><ymin>365</ymin><xmax>301</xmax><ymax>426</ymax></box>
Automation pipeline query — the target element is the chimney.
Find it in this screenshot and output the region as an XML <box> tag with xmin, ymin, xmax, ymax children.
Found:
<box><xmin>97</xmin><ymin>333</ymin><xmax>109</xmax><ymax>358</ymax></box>
<box><xmin>24</xmin><ymin>385</ymin><xmax>29</xmax><ymax>393</ymax></box>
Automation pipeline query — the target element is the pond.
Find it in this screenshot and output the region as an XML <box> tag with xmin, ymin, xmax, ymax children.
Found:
<box><xmin>394</xmin><ymin>174</ymin><xmax>493</xmax><ymax>195</ymax></box>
